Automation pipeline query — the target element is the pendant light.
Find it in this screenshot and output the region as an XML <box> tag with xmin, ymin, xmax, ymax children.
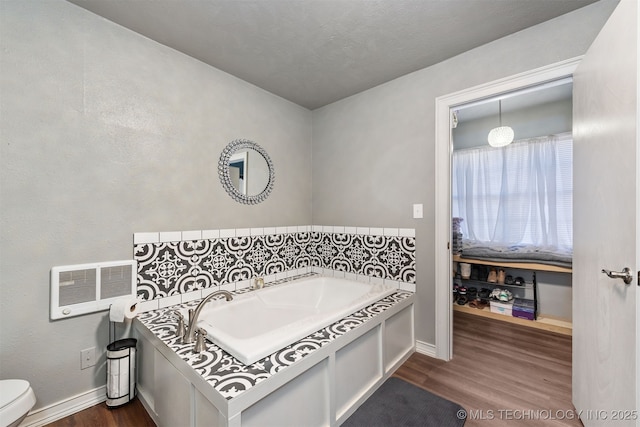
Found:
<box><xmin>487</xmin><ymin>100</ymin><xmax>514</xmax><ymax>147</ymax></box>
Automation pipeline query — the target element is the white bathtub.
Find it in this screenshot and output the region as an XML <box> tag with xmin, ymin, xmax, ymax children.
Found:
<box><xmin>193</xmin><ymin>276</ymin><xmax>396</xmax><ymax>365</ymax></box>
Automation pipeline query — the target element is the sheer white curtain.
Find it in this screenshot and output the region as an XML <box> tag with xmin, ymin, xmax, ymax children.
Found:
<box><xmin>452</xmin><ymin>133</ymin><xmax>573</xmax><ymax>251</ymax></box>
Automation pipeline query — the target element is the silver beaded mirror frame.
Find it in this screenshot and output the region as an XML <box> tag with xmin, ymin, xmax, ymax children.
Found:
<box><xmin>218</xmin><ymin>139</ymin><xmax>275</xmax><ymax>204</ymax></box>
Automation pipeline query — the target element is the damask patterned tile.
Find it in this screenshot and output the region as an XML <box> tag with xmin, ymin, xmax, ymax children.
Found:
<box><xmin>135</xmin><ymin>227</ymin><xmax>416</xmax><ymax>301</ymax></box>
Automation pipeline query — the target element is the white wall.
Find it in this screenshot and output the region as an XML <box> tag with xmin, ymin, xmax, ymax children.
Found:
<box><xmin>311</xmin><ymin>0</ymin><xmax>618</xmax><ymax>345</ymax></box>
<box><xmin>453</xmin><ymin>98</ymin><xmax>573</xmax><ymax>149</ymax></box>
<box><xmin>0</xmin><ymin>0</ymin><xmax>312</xmax><ymax>411</ymax></box>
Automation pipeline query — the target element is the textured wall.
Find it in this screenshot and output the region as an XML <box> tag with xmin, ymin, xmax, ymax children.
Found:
<box><xmin>311</xmin><ymin>0</ymin><xmax>618</xmax><ymax>345</ymax></box>
<box><xmin>0</xmin><ymin>0</ymin><xmax>311</xmax><ymax>411</ymax></box>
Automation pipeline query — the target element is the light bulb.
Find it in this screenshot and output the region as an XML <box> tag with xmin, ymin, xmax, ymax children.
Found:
<box><xmin>488</xmin><ymin>125</ymin><xmax>514</xmax><ymax>147</ymax></box>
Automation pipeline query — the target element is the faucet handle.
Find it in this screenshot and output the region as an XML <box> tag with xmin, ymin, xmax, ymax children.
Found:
<box><xmin>252</xmin><ymin>277</ymin><xmax>265</xmax><ymax>290</ymax></box>
<box><xmin>193</xmin><ymin>328</ymin><xmax>208</xmax><ymax>353</ymax></box>
<box><xmin>173</xmin><ymin>310</ymin><xmax>186</xmax><ymax>340</ymax></box>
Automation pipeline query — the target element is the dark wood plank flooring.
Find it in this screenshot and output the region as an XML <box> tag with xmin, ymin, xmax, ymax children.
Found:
<box><xmin>45</xmin><ymin>397</ymin><xmax>155</xmax><ymax>427</ymax></box>
<box><xmin>394</xmin><ymin>311</ymin><xmax>579</xmax><ymax>426</ymax></box>
<box><xmin>47</xmin><ymin>311</ymin><xmax>577</xmax><ymax>426</ymax></box>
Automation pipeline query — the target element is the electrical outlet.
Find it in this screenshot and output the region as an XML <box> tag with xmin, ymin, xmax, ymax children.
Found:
<box><xmin>81</xmin><ymin>347</ymin><xmax>96</xmax><ymax>370</ymax></box>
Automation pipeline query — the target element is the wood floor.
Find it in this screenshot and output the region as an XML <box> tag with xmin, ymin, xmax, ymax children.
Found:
<box><xmin>47</xmin><ymin>311</ymin><xmax>577</xmax><ymax>426</ymax></box>
<box><xmin>45</xmin><ymin>397</ymin><xmax>155</xmax><ymax>427</ymax></box>
<box><xmin>394</xmin><ymin>311</ymin><xmax>579</xmax><ymax>426</ymax></box>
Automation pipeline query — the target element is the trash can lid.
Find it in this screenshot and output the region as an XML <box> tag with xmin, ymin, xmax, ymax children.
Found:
<box><xmin>107</xmin><ymin>338</ymin><xmax>137</xmax><ymax>351</ymax></box>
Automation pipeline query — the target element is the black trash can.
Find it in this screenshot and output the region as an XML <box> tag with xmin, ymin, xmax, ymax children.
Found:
<box><xmin>106</xmin><ymin>338</ymin><xmax>137</xmax><ymax>408</ymax></box>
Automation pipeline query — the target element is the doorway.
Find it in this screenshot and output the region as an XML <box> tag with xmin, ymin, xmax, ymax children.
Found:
<box><xmin>433</xmin><ymin>57</ymin><xmax>581</xmax><ymax>361</ymax></box>
<box><xmin>449</xmin><ymin>78</ymin><xmax>573</xmax><ymax>342</ymax></box>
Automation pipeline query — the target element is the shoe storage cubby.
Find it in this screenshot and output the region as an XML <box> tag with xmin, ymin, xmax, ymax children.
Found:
<box><xmin>451</xmin><ymin>255</ymin><xmax>573</xmax><ymax>334</ymax></box>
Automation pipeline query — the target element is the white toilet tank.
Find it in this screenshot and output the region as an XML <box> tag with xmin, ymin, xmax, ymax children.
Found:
<box><xmin>0</xmin><ymin>380</ymin><xmax>36</xmax><ymax>427</ymax></box>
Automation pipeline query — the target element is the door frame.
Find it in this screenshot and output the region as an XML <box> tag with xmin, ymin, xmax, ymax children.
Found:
<box><xmin>433</xmin><ymin>57</ymin><xmax>582</xmax><ymax>361</ymax></box>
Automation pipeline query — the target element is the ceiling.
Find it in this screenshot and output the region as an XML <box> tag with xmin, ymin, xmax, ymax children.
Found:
<box><xmin>67</xmin><ymin>0</ymin><xmax>597</xmax><ymax>110</ymax></box>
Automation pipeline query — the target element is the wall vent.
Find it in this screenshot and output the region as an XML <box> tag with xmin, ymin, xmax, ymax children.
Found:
<box><xmin>50</xmin><ymin>260</ymin><xmax>136</xmax><ymax>320</ymax></box>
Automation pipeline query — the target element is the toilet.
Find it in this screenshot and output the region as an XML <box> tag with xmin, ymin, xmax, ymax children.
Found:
<box><xmin>0</xmin><ymin>380</ymin><xmax>36</xmax><ymax>427</ymax></box>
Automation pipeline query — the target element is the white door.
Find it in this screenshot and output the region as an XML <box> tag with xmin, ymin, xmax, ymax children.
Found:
<box><xmin>572</xmin><ymin>0</ymin><xmax>638</xmax><ymax>424</ymax></box>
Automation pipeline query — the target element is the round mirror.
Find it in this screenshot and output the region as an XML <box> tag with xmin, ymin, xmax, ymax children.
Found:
<box><xmin>218</xmin><ymin>139</ymin><xmax>275</xmax><ymax>204</ymax></box>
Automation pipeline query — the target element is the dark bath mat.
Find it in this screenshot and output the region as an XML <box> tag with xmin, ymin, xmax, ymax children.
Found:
<box><xmin>342</xmin><ymin>377</ymin><xmax>466</xmax><ymax>427</ymax></box>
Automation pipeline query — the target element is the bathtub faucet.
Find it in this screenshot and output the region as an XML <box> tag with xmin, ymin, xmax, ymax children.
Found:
<box><xmin>183</xmin><ymin>290</ymin><xmax>234</xmax><ymax>344</ymax></box>
<box><xmin>252</xmin><ymin>277</ymin><xmax>264</xmax><ymax>290</ymax></box>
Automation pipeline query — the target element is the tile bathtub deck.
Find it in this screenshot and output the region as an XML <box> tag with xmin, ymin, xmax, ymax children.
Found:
<box><xmin>137</xmin><ymin>288</ymin><xmax>412</xmax><ymax>400</ymax></box>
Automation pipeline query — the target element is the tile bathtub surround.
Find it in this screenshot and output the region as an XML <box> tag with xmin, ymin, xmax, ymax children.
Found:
<box><xmin>135</xmin><ymin>231</ymin><xmax>313</xmax><ymax>301</ymax></box>
<box><xmin>309</xmin><ymin>230</ymin><xmax>415</xmax><ymax>283</ymax></box>
<box><xmin>134</xmin><ymin>226</ymin><xmax>416</xmax><ymax>301</ymax></box>
<box><xmin>136</xmin><ymin>290</ymin><xmax>413</xmax><ymax>399</ymax></box>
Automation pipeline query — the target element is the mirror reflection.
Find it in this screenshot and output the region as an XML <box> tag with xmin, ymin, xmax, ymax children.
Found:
<box><xmin>229</xmin><ymin>149</ymin><xmax>271</xmax><ymax>196</ymax></box>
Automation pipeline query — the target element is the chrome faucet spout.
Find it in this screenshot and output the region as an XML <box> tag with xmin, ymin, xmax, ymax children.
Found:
<box><xmin>184</xmin><ymin>290</ymin><xmax>233</xmax><ymax>344</ymax></box>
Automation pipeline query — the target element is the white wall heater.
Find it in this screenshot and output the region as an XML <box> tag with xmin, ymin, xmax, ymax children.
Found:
<box><xmin>50</xmin><ymin>260</ymin><xmax>137</xmax><ymax>320</ymax></box>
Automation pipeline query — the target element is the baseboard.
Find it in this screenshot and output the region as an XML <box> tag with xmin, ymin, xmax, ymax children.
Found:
<box><xmin>415</xmin><ymin>340</ymin><xmax>436</xmax><ymax>357</ymax></box>
<box><xmin>21</xmin><ymin>386</ymin><xmax>106</xmax><ymax>427</ymax></box>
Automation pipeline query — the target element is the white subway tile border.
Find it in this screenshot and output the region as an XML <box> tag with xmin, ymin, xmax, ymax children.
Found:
<box><xmin>219</xmin><ymin>229</ymin><xmax>235</xmax><ymax>238</ymax></box>
<box><xmin>133</xmin><ymin>232</ymin><xmax>159</xmax><ymax>245</ymax></box>
<box><xmin>236</xmin><ymin>228</ymin><xmax>251</xmax><ymax>237</ymax></box>
<box><xmin>383</xmin><ymin>228</ymin><xmax>399</xmax><ymax>237</ymax></box>
<box><xmin>250</xmin><ymin>228</ymin><xmax>264</xmax><ymax>236</ymax></box>
<box><xmin>159</xmin><ymin>231</ymin><xmax>182</xmax><ymax>243</ymax></box>
<box><xmin>181</xmin><ymin>289</ymin><xmax>203</xmax><ymax>303</ymax></box>
<box><xmin>158</xmin><ymin>294</ymin><xmax>182</xmax><ymax>309</ymax></box>
<box><xmin>399</xmin><ymin>228</ymin><xmax>416</xmax><ymax>238</ymax></box>
<box><xmin>344</xmin><ymin>226</ymin><xmax>357</xmax><ymax>235</ymax></box>
<box><xmin>202</xmin><ymin>229</ymin><xmax>220</xmax><ymax>239</ymax></box>
<box><xmin>356</xmin><ymin>227</ymin><xmax>369</xmax><ymax>235</ymax></box>
<box><xmin>138</xmin><ymin>298</ymin><xmax>159</xmax><ymax>313</ymax></box>
<box><xmin>182</xmin><ymin>230</ymin><xmax>202</xmax><ymax>241</ymax></box>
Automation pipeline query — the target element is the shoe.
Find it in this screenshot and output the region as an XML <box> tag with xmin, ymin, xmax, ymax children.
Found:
<box><xmin>475</xmin><ymin>300</ymin><xmax>489</xmax><ymax>309</ymax></box>
<box><xmin>469</xmin><ymin>297</ymin><xmax>489</xmax><ymax>309</ymax></box>
<box><xmin>478</xmin><ymin>288</ymin><xmax>491</xmax><ymax>302</ymax></box>
<box><xmin>487</xmin><ymin>268</ymin><xmax>497</xmax><ymax>283</ymax></box>
<box><xmin>497</xmin><ymin>269</ymin><xmax>506</xmax><ymax>284</ymax></box>
<box><xmin>477</xmin><ymin>265</ymin><xmax>488</xmax><ymax>280</ymax></box>
<box><xmin>498</xmin><ymin>289</ymin><xmax>513</xmax><ymax>302</ymax></box>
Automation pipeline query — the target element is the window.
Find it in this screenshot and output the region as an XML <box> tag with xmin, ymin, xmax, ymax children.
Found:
<box><xmin>452</xmin><ymin>133</ymin><xmax>572</xmax><ymax>252</ymax></box>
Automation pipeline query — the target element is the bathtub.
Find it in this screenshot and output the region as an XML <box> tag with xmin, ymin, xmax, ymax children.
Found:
<box><xmin>134</xmin><ymin>274</ymin><xmax>415</xmax><ymax>426</ymax></box>
<box><xmin>193</xmin><ymin>276</ymin><xmax>396</xmax><ymax>365</ymax></box>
